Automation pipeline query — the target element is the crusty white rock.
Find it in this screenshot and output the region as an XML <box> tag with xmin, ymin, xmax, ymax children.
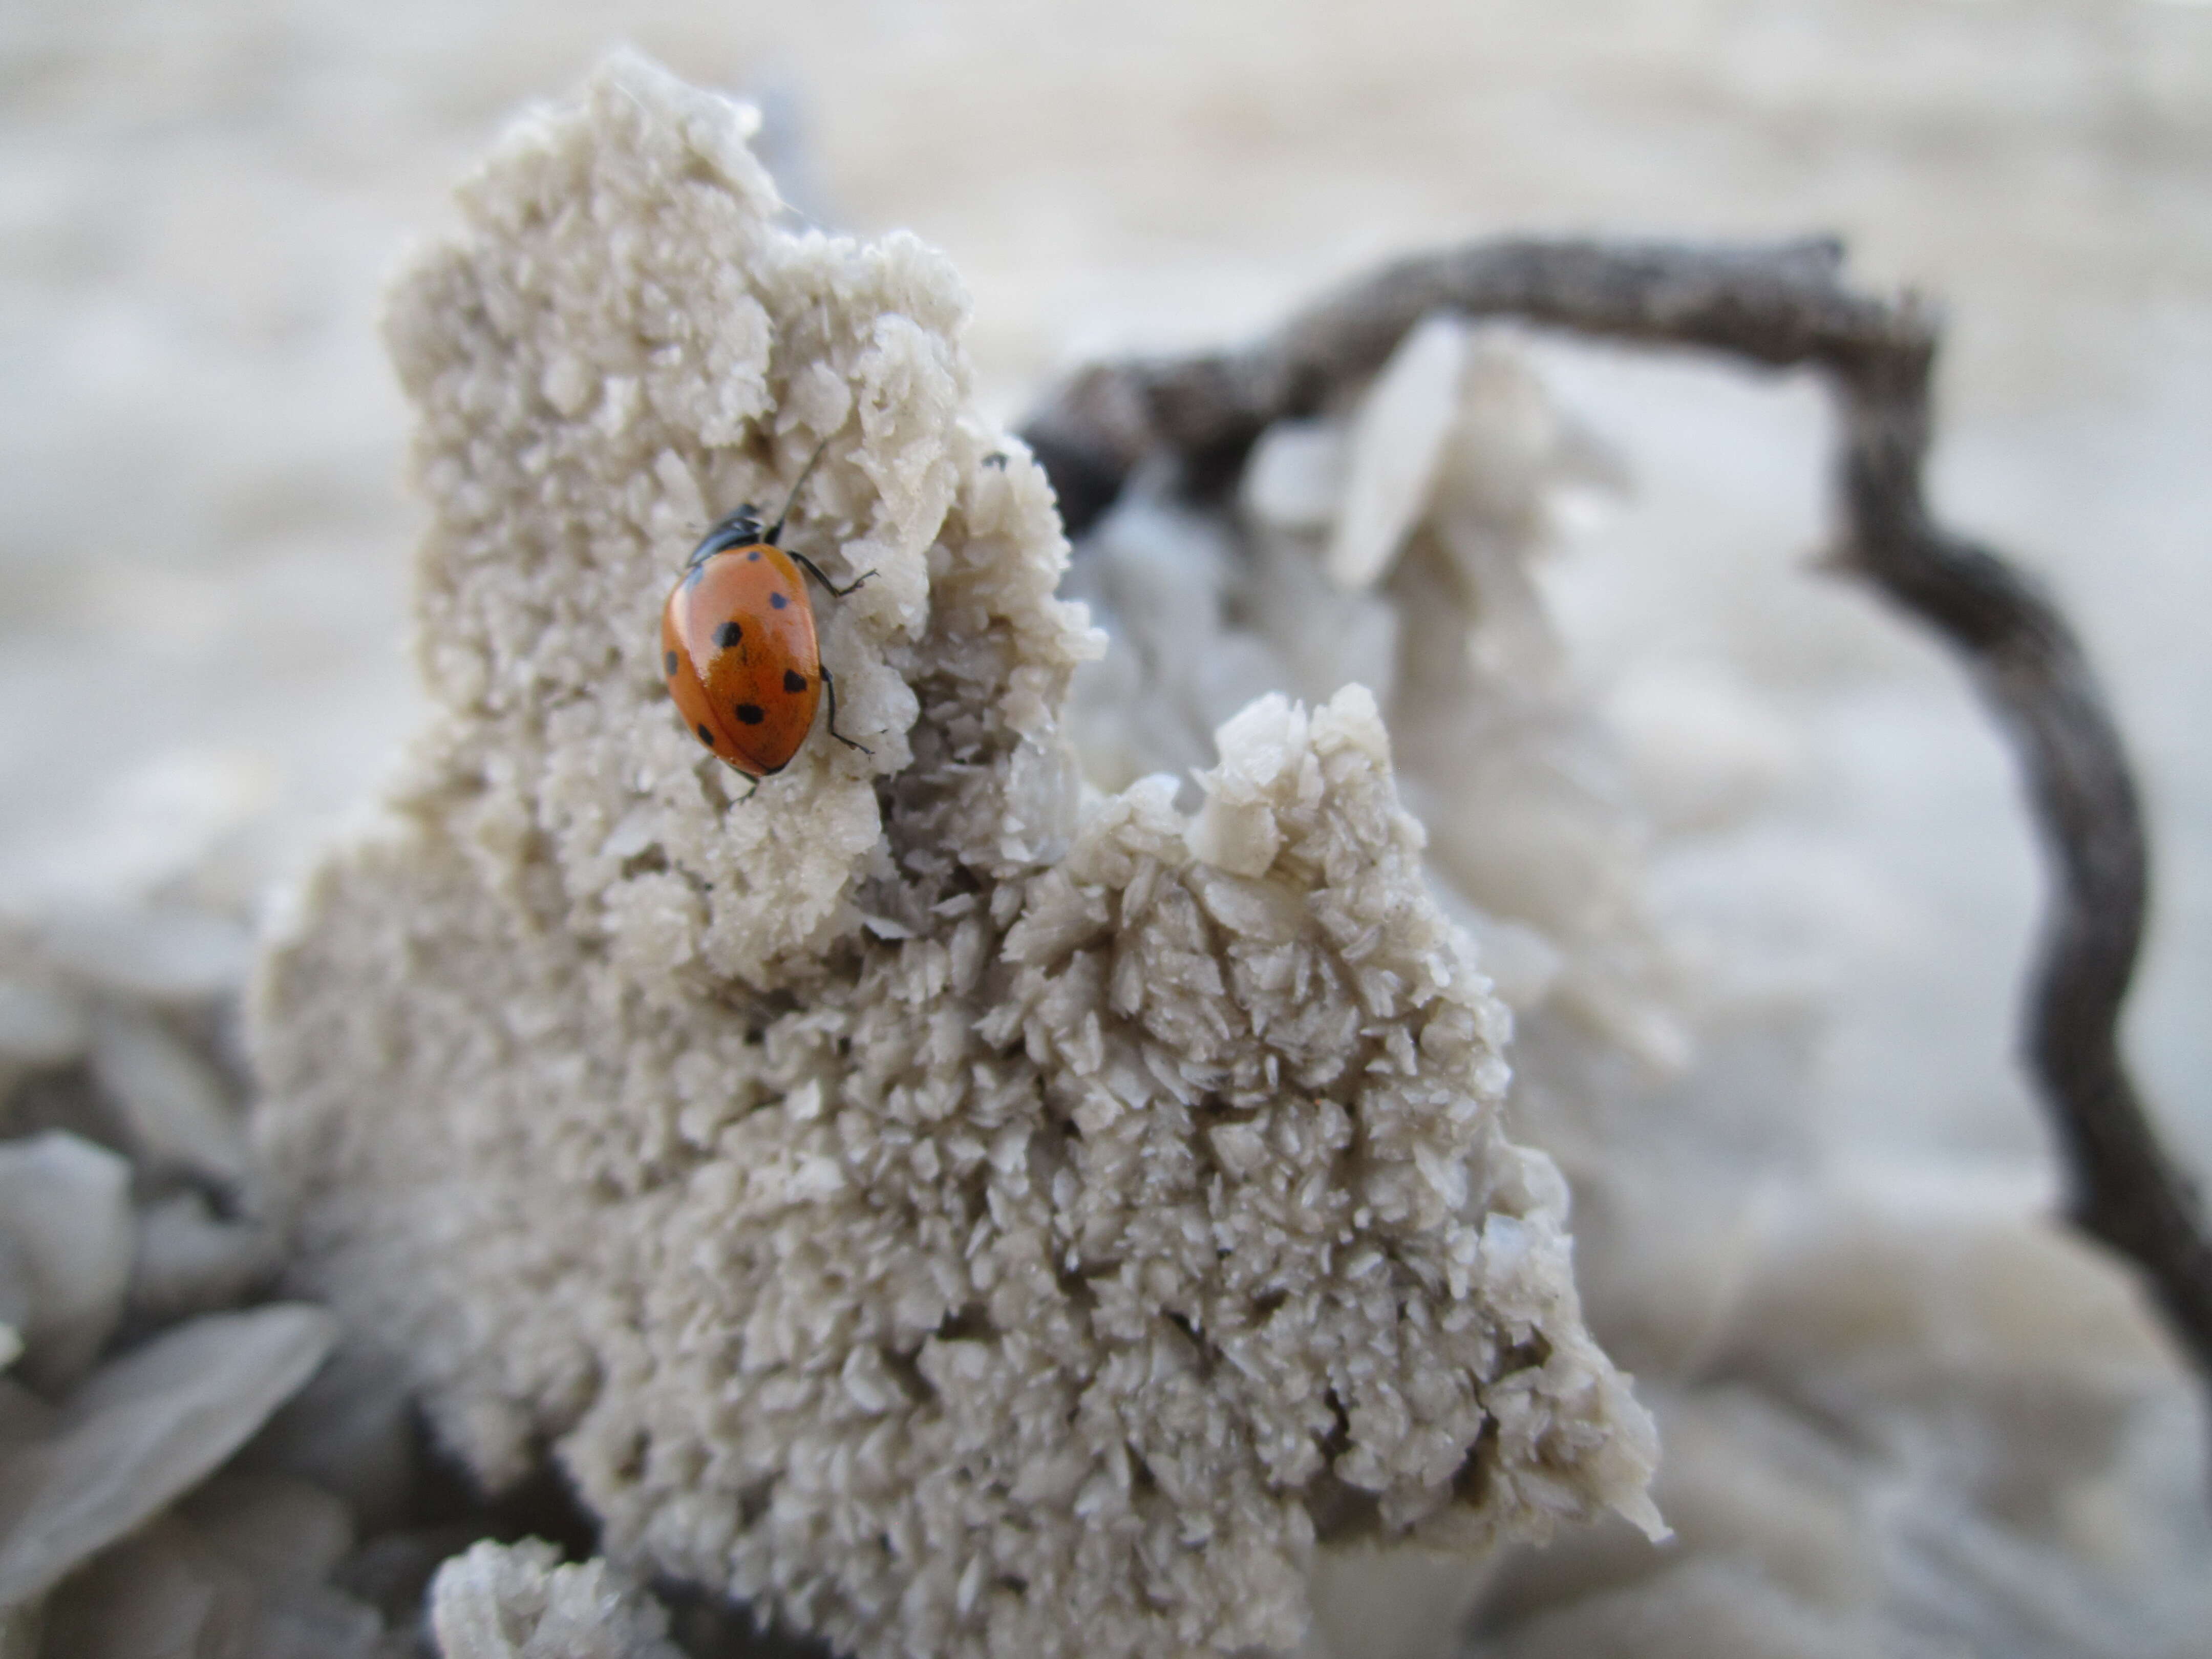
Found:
<box><xmin>253</xmin><ymin>52</ymin><xmax>1657</xmax><ymax>1659</ymax></box>
<box><xmin>431</xmin><ymin>1540</ymin><xmax>682</xmax><ymax>1659</ymax></box>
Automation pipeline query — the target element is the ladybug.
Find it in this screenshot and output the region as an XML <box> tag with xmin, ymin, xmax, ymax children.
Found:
<box><xmin>662</xmin><ymin>443</ymin><xmax>873</xmax><ymax>792</ymax></box>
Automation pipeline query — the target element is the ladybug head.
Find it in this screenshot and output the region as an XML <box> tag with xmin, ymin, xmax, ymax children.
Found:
<box><xmin>690</xmin><ymin>503</ymin><xmax>766</xmax><ymax>566</ymax></box>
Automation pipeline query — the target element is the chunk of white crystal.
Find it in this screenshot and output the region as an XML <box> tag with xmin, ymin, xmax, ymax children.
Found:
<box><xmin>1326</xmin><ymin>311</ymin><xmax>1468</xmax><ymax>590</ymax></box>
<box><xmin>431</xmin><ymin>1540</ymin><xmax>683</xmax><ymax>1659</ymax></box>
<box><xmin>1243</xmin><ymin>418</ymin><xmax>1349</xmax><ymax>535</ymax></box>
<box><xmin>129</xmin><ymin>1189</ymin><xmax>281</xmax><ymax>1324</ymax></box>
<box><xmin>0</xmin><ymin>1132</ymin><xmax>132</xmax><ymax>1391</ymax></box>
<box><xmin>91</xmin><ymin>1011</ymin><xmax>251</xmax><ymax>1187</ymax></box>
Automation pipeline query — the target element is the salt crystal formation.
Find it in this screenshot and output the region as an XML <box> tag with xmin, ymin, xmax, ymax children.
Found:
<box><xmin>250</xmin><ymin>52</ymin><xmax>1660</xmax><ymax>1659</ymax></box>
<box><xmin>1069</xmin><ymin>295</ymin><xmax>2210</xmax><ymax>1658</ymax></box>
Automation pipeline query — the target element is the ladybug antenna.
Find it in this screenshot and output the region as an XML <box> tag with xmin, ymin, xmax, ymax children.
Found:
<box><xmin>765</xmin><ymin>438</ymin><xmax>833</xmax><ymax>545</ymax></box>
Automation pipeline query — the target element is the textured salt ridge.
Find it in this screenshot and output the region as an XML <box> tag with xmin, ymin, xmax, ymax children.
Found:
<box><xmin>252</xmin><ymin>52</ymin><xmax>1658</xmax><ymax>1659</ymax></box>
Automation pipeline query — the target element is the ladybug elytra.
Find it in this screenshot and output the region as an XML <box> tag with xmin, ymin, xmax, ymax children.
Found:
<box><xmin>661</xmin><ymin>442</ymin><xmax>874</xmax><ymax>791</ymax></box>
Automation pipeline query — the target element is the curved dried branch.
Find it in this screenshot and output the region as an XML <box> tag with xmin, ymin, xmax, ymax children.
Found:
<box><xmin>1020</xmin><ymin>235</ymin><xmax>2212</xmax><ymax>1420</ymax></box>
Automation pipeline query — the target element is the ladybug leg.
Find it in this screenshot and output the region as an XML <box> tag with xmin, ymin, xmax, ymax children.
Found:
<box><xmin>736</xmin><ymin>773</ymin><xmax>760</xmax><ymax>802</ymax></box>
<box><xmin>819</xmin><ymin>666</ymin><xmax>872</xmax><ymax>756</ymax></box>
<box><xmin>789</xmin><ymin>549</ymin><xmax>875</xmax><ymax>599</ymax></box>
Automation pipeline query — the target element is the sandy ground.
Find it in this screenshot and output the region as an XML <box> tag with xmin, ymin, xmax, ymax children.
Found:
<box><xmin>2</xmin><ymin>0</ymin><xmax>2208</xmax><ymax>1178</ymax></box>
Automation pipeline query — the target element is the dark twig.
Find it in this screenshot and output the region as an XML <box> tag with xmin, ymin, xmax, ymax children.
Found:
<box><xmin>1021</xmin><ymin>235</ymin><xmax>2212</xmax><ymax>1443</ymax></box>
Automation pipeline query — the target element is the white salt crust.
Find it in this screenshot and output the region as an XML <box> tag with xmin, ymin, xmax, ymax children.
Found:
<box><xmin>252</xmin><ymin>53</ymin><xmax>1658</xmax><ymax>1659</ymax></box>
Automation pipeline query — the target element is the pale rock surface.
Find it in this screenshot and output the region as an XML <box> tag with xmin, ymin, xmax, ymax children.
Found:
<box><xmin>129</xmin><ymin>1189</ymin><xmax>283</xmax><ymax>1324</ymax></box>
<box><xmin>1707</xmin><ymin>1172</ymin><xmax>2192</xmax><ymax>1551</ymax></box>
<box><xmin>36</xmin><ymin>1506</ymin><xmax>388</xmax><ymax>1659</ymax></box>
<box><xmin>1297</xmin><ymin>1541</ymin><xmax>1502</xmax><ymax>1659</ymax></box>
<box><xmin>1602</xmin><ymin>662</ymin><xmax>1801</xmax><ymax>839</ymax></box>
<box><xmin>1475</xmin><ymin>1557</ymin><xmax>1870</xmax><ymax>1659</ymax></box>
<box><xmin>252</xmin><ymin>52</ymin><xmax>1658</xmax><ymax>1659</ymax></box>
<box><xmin>1446</xmin><ymin>1201</ymin><xmax>2211</xmax><ymax>1659</ymax></box>
<box><xmin>32</xmin><ymin>1518</ymin><xmax>252</xmax><ymax>1659</ymax></box>
<box><xmin>430</xmin><ymin>1540</ymin><xmax>684</xmax><ymax>1659</ymax></box>
<box><xmin>0</xmin><ymin>1132</ymin><xmax>133</xmax><ymax>1392</ymax></box>
<box><xmin>229</xmin><ymin>1339</ymin><xmax>419</xmax><ymax>1535</ymax></box>
<box><xmin>34</xmin><ymin>907</ymin><xmax>255</xmax><ymax>1005</ymax></box>
<box><xmin>184</xmin><ymin>1471</ymin><xmax>357</xmax><ymax>1589</ymax></box>
<box><xmin>0</xmin><ymin>1302</ymin><xmax>336</xmax><ymax>1607</ymax></box>
<box><xmin>0</xmin><ymin>973</ymin><xmax>89</xmax><ymax>1102</ymax></box>
<box><xmin>38</xmin><ymin>1469</ymin><xmax>388</xmax><ymax>1659</ymax></box>
<box><xmin>1326</xmin><ymin>314</ymin><xmax>1467</xmax><ymax>590</ymax></box>
<box><xmin>91</xmin><ymin>1010</ymin><xmax>252</xmax><ymax>1189</ymax></box>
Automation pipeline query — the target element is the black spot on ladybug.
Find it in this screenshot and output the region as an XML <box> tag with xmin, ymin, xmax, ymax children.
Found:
<box><xmin>735</xmin><ymin>703</ymin><xmax>765</xmax><ymax>725</ymax></box>
<box><xmin>696</xmin><ymin>723</ymin><xmax>715</xmax><ymax>747</ymax></box>
<box><xmin>748</xmin><ymin>550</ymin><xmax>762</xmax><ymax>562</ymax></box>
<box><xmin>715</xmin><ymin>621</ymin><xmax>743</xmax><ymax>649</ymax></box>
<box><xmin>770</xmin><ymin>592</ymin><xmax>788</xmax><ymax>610</ymax></box>
<box><xmin>664</xmin><ymin>650</ymin><xmax>678</xmax><ymax>676</ymax></box>
<box><xmin>783</xmin><ymin>670</ymin><xmax>807</xmax><ymax>694</ymax></box>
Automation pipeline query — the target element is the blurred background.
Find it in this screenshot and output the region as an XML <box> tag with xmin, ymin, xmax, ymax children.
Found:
<box><xmin>3</xmin><ymin>0</ymin><xmax>2208</xmax><ymax>1179</ymax></box>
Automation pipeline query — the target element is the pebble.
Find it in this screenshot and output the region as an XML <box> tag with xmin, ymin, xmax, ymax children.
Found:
<box><xmin>1240</xmin><ymin>418</ymin><xmax>1347</xmax><ymax>534</ymax></box>
<box><xmin>0</xmin><ymin>1132</ymin><xmax>133</xmax><ymax>1392</ymax></box>
<box><xmin>90</xmin><ymin>1011</ymin><xmax>252</xmax><ymax>1188</ymax></box>
<box><xmin>36</xmin><ymin>907</ymin><xmax>253</xmax><ymax>1004</ymax></box>
<box><xmin>430</xmin><ymin>1539</ymin><xmax>685</xmax><ymax>1659</ymax></box>
<box><xmin>130</xmin><ymin>1189</ymin><xmax>282</xmax><ymax>1324</ymax></box>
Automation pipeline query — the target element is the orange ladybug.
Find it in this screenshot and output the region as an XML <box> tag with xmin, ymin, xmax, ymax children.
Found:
<box><xmin>662</xmin><ymin>443</ymin><xmax>873</xmax><ymax>791</ymax></box>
